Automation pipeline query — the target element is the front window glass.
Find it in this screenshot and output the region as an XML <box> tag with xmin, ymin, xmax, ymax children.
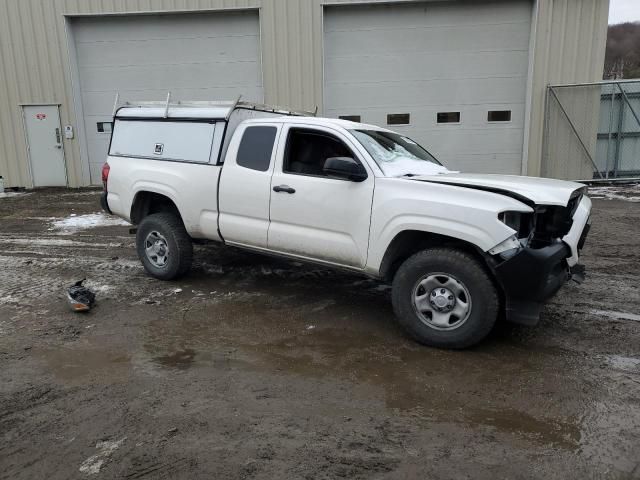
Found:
<box><xmin>351</xmin><ymin>129</ymin><xmax>449</xmax><ymax>177</ymax></box>
<box><xmin>284</xmin><ymin>128</ymin><xmax>354</xmax><ymax>178</ymax></box>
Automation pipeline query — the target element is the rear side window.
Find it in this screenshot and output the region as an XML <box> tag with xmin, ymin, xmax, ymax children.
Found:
<box><xmin>236</xmin><ymin>126</ymin><xmax>278</xmax><ymax>172</ymax></box>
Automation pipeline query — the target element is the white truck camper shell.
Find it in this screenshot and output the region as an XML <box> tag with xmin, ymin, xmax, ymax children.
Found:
<box><xmin>112</xmin><ymin>98</ymin><xmax>316</xmax><ymax>165</ymax></box>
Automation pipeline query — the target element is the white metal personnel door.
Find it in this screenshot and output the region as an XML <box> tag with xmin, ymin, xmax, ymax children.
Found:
<box><xmin>72</xmin><ymin>11</ymin><xmax>263</xmax><ymax>184</ymax></box>
<box><xmin>22</xmin><ymin>105</ymin><xmax>67</xmax><ymax>187</ymax></box>
<box><xmin>324</xmin><ymin>1</ymin><xmax>533</xmax><ymax>175</ymax></box>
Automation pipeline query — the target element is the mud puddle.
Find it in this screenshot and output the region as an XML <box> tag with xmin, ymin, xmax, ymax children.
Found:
<box><xmin>2</xmin><ymin>188</ymin><xmax>640</xmax><ymax>479</ymax></box>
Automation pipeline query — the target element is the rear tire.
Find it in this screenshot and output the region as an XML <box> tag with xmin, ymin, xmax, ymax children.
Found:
<box><xmin>392</xmin><ymin>248</ymin><xmax>498</xmax><ymax>349</ymax></box>
<box><xmin>136</xmin><ymin>213</ymin><xmax>193</xmax><ymax>280</ymax></box>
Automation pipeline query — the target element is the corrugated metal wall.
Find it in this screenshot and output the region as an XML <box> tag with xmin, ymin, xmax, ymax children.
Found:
<box><xmin>527</xmin><ymin>0</ymin><xmax>610</xmax><ymax>178</ymax></box>
<box><xmin>0</xmin><ymin>0</ymin><xmax>609</xmax><ymax>188</ymax></box>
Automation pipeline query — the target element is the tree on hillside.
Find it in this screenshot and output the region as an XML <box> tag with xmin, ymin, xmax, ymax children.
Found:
<box><xmin>605</xmin><ymin>22</ymin><xmax>640</xmax><ymax>79</ymax></box>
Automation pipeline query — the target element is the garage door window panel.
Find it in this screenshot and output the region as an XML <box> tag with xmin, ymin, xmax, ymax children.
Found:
<box><xmin>437</xmin><ymin>112</ymin><xmax>461</xmax><ymax>124</ymax></box>
<box><xmin>488</xmin><ymin>110</ymin><xmax>512</xmax><ymax>123</ymax></box>
<box><xmin>284</xmin><ymin>129</ymin><xmax>359</xmax><ymax>179</ymax></box>
<box><xmin>97</xmin><ymin>122</ymin><xmax>113</xmax><ymax>133</ymax></box>
<box><xmin>339</xmin><ymin>115</ymin><xmax>361</xmax><ymax>122</ymax></box>
<box><xmin>387</xmin><ymin>113</ymin><xmax>410</xmax><ymax>125</ymax></box>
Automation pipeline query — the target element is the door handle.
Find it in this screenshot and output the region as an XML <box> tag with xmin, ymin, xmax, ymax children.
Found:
<box><xmin>54</xmin><ymin>128</ymin><xmax>62</xmax><ymax>148</ymax></box>
<box><xmin>273</xmin><ymin>185</ymin><xmax>295</xmax><ymax>194</ymax></box>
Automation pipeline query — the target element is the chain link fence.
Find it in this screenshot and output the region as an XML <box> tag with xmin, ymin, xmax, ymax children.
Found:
<box><xmin>544</xmin><ymin>80</ymin><xmax>640</xmax><ymax>180</ymax></box>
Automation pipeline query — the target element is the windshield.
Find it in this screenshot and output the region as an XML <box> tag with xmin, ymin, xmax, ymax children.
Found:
<box><xmin>351</xmin><ymin>129</ymin><xmax>450</xmax><ymax>177</ymax></box>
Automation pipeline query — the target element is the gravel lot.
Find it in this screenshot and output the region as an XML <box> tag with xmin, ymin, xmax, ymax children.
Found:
<box><xmin>1</xmin><ymin>186</ymin><xmax>639</xmax><ymax>479</ymax></box>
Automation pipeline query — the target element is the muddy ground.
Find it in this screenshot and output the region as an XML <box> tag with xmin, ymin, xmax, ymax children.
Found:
<box><xmin>1</xmin><ymin>187</ymin><xmax>639</xmax><ymax>479</ymax></box>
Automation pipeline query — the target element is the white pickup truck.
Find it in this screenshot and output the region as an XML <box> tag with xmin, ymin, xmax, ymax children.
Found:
<box><xmin>101</xmin><ymin>101</ymin><xmax>591</xmax><ymax>348</ymax></box>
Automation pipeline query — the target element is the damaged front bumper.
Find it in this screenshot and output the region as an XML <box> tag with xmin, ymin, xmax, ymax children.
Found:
<box><xmin>488</xmin><ymin>194</ymin><xmax>591</xmax><ymax>326</ymax></box>
<box><xmin>490</xmin><ymin>243</ymin><xmax>579</xmax><ymax>326</ymax></box>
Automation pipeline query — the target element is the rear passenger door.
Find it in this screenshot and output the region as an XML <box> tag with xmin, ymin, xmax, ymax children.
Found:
<box><xmin>218</xmin><ymin>123</ymin><xmax>280</xmax><ymax>249</ymax></box>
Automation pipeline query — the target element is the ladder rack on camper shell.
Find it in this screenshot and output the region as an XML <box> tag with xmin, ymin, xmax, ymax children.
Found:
<box><xmin>111</xmin><ymin>93</ymin><xmax>317</xmax><ymax>120</ymax></box>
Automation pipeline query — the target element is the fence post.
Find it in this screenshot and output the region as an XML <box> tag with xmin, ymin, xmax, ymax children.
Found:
<box><xmin>542</xmin><ymin>86</ymin><xmax>551</xmax><ymax>177</ymax></box>
<box><xmin>605</xmin><ymin>86</ymin><xmax>615</xmax><ymax>179</ymax></box>
<box><xmin>614</xmin><ymin>88</ymin><xmax>625</xmax><ymax>178</ymax></box>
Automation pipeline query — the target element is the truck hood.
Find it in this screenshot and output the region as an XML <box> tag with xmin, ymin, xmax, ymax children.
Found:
<box><xmin>409</xmin><ymin>173</ymin><xmax>585</xmax><ymax>206</ymax></box>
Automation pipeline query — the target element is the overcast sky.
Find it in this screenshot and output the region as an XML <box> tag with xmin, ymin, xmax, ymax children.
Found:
<box><xmin>609</xmin><ymin>0</ymin><xmax>640</xmax><ymax>24</ymax></box>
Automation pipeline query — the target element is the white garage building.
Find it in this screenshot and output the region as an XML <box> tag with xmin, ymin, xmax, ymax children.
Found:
<box><xmin>0</xmin><ymin>0</ymin><xmax>609</xmax><ymax>188</ymax></box>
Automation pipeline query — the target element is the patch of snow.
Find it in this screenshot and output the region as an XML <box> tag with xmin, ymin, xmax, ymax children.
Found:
<box><xmin>59</xmin><ymin>190</ymin><xmax>102</xmax><ymax>197</ymax></box>
<box><xmin>590</xmin><ymin>309</ymin><xmax>640</xmax><ymax>322</ymax></box>
<box><xmin>589</xmin><ymin>185</ymin><xmax>640</xmax><ymax>202</ymax></box>
<box><xmin>3</xmin><ymin>238</ymin><xmax>120</xmax><ymax>248</ymax></box>
<box><xmin>79</xmin><ymin>437</ymin><xmax>126</xmax><ymax>475</ymax></box>
<box><xmin>0</xmin><ymin>192</ymin><xmax>32</xmax><ymax>199</ymax></box>
<box><xmin>49</xmin><ymin>213</ymin><xmax>129</xmax><ymax>234</ymax></box>
<box><xmin>607</xmin><ymin>355</ymin><xmax>640</xmax><ymax>372</ymax></box>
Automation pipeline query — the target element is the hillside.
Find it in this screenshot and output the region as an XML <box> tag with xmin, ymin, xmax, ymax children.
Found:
<box><xmin>605</xmin><ymin>22</ymin><xmax>640</xmax><ymax>79</ymax></box>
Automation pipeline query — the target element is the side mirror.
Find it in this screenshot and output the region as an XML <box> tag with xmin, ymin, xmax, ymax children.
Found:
<box><xmin>323</xmin><ymin>157</ymin><xmax>368</xmax><ymax>182</ymax></box>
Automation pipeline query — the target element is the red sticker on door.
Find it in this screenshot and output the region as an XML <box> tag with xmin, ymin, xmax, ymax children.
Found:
<box><xmin>36</xmin><ymin>113</ymin><xmax>46</xmax><ymax>120</ymax></box>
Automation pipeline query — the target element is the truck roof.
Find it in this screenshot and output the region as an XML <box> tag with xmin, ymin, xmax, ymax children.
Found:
<box><xmin>242</xmin><ymin>115</ymin><xmax>388</xmax><ymax>132</ymax></box>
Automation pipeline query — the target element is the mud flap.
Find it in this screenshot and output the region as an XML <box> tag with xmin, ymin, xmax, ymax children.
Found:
<box><xmin>570</xmin><ymin>264</ymin><xmax>586</xmax><ymax>284</ymax></box>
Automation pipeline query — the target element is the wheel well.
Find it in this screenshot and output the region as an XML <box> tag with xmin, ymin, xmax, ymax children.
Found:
<box><xmin>130</xmin><ymin>191</ymin><xmax>181</xmax><ymax>225</ymax></box>
<box><xmin>379</xmin><ymin>230</ymin><xmax>487</xmax><ymax>283</ymax></box>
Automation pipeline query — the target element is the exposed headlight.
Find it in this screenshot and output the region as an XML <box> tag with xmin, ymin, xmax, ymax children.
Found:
<box><xmin>498</xmin><ymin>211</ymin><xmax>533</xmax><ymax>238</ymax></box>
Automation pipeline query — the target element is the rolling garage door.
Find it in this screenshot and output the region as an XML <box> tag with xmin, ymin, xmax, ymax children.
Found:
<box><xmin>72</xmin><ymin>11</ymin><xmax>263</xmax><ymax>184</ymax></box>
<box><xmin>324</xmin><ymin>1</ymin><xmax>532</xmax><ymax>174</ymax></box>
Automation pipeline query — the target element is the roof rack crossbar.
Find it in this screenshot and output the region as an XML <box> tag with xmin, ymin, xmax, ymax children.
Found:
<box><xmin>235</xmin><ymin>101</ymin><xmax>316</xmax><ymax>117</ymax></box>
<box><xmin>111</xmin><ymin>92</ymin><xmax>120</xmax><ymax>117</ymax></box>
<box><xmin>114</xmin><ymin>96</ymin><xmax>317</xmax><ymax>118</ymax></box>
<box><xmin>163</xmin><ymin>91</ymin><xmax>171</xmax><ymax>118</ymax></box>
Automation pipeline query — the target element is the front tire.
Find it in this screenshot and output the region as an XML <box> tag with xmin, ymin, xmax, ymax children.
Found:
<box><xmin>136</xmin><ymin>213</ymin><xmax>193</xmax><ymax>280</ymax></box>
<box><xmin>392</xmin><ymin>248</ymin><xmax>498</xmax><ymax>349</ymax></box>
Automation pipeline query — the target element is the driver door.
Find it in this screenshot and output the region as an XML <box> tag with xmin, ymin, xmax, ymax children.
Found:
<box><xmin>267</xmin><ymin>125</ymin><xmax>375</xmax><ymax>268</ymax></box>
